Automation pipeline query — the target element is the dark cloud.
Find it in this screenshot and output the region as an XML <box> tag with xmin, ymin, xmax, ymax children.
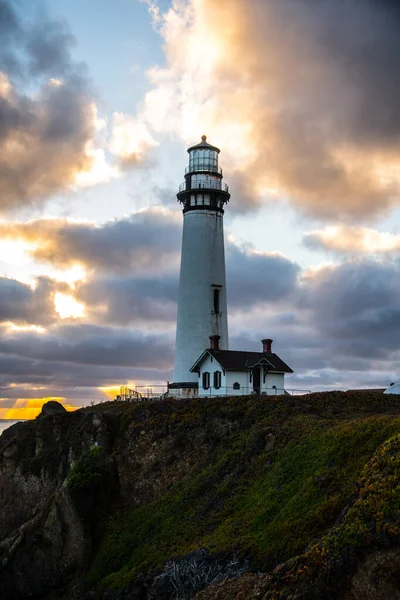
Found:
<box><xmin>247</xmin><ymin>0</ymin><xmax>400</xmax><ymax>218</ymax></box>
<box><xmin>0</xmin><ymin>323</ymin><xmax>173</xmax><ymax>369</ymax></box>
<box><xmin>2</xmin><ymin>215</ymin><xmax>400</xmax><ymax>395</ymax></box>
<box><xmin>77</xmin><ymin>275</ymin><xmax>178</xmax><ymax>325</ymax></box>
<box><xmin>228</xmin><ymin>255</ymin><xmax>400</xmax><ymax>389</ymax></box>
<box><xmin>152</xmin><ymin>0</ymin><xmax>400</xmax><ymax>218</ymax></box>
<box><xmin>0</xmin><ymin>0</ymin><xmax>23</xmax><ymax>77</ymax></box>
<box><xmin>0</xmin><ymin>354</ymin><xmax>171</xmax><ymax>392</ymax></box>
<box><xmin>73</xmin><ymin>240</ymin><xmax>300</xmax><ymax>325</ymax></box>
<box><xmin>26</xmin><ymin>16</ymin><xmax>76</xmax><ymax>78</ymax></box>
<box><xmin>226</xmin><ymin>244</ymin><xmax>300</xmax><ymax>308</ymax></box>
<box><xmin>2</xmin><ymin>254</ymin><xmax>400</xmax><ymax>396</ymax></box>
<box><xmin>299</xmin><ymin>259</ymin><xmax>400</xmax><ymax>354</ymax></box>
<box><xmin>0</xmin><ymin>276</ymin><xmax>60</xmax><ymax>325</ymax></box>
<box><xmin>0</xmin><ymin>210</ymin><xmax>181</xmax><ymax>272</ymax></box>
<box><xmin>0</xmin><ymin>0</ymin><xmax>96</xmax><ymax>213</ymax></box>
<box><xmin>0</xmin><ymin>321</ymin><xmax>173</xmax><ymax>405</ymax></box>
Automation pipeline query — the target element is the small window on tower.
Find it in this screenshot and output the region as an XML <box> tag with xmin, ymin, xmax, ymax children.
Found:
<box><xmin>213</xmin><ymin>289</ymin><xmax>220</xmax><ymax>314</ymax></box>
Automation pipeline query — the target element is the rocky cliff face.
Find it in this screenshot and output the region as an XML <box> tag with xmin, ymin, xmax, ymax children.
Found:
<box><xmin>0</xmin><ymin>392</ymin><xmax>399</xmax><ymax>600</ymax></box>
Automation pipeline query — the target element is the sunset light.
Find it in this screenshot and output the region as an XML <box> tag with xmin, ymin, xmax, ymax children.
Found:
<box><xmin>0</xmin><ymin>398</ymin><xmax>77</xmax><ymax>420</ymax></box>
<box><xmin>2</xmin><ymin>1</ymin><xmax>400</xmax><ymax>598</ymax></box>
<box><xmin>54</xmin><ymin>293</ymin><xmax>85</xmax><ymax>319</ymax></box>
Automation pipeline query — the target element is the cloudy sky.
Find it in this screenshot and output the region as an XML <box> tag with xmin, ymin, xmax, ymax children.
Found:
<box><xmin>1</xmin><ymin>0</ymin><xmax>400</xmax><ymax>418</ymax></box>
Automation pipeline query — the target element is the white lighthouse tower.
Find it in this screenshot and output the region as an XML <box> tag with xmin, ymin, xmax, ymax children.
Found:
<box><xmin>170</xmin><ymin>136</ymin><xmax>230</xmax><ymax>396</ymax></box>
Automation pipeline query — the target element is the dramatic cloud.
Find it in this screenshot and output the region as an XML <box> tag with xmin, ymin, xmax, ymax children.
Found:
<box><xmin>226</xmin><ymin>244</ymin><xmax>299</xmax><ymax>308</ymax></box>
<box><xmin>0</xmin><ymin>323</ymin><xmax>173</xmax><ymax>369</ymax></box>
<box><xmin>74</xmin><ymin>242</ymin><xmax>299</xmax><ymax>325</ymax></box>
<box><xmin>2</xmin><ymin>206</ymin><xmax>400</xmax><ymax>396</ymax></box>
<box><xmin>299</xmin><ymin>258</ymin><xmax>400</xmax><ymax>357</ymax></box>
<box><xmin>109</xmin><ymin>112</ymin><xmax>159</xmax><ymax>167</ymax></box>
<box><xmin>137</xmin><ymin>0</ymin><xmax>400</xmax><ymax>218</ymax></box>
<box><xmin>0</xmin><ymin>322</ymin><xmax>174</xmax><ymax>409</ymax></box>
<box><xmin>0</xmin><ymin>212</ymin><xmax>300</xmax><ymax>323</ymax></box>
<box><xmin>0</xmin><ymin>276</ymin><xmax>61</xmax><ymax>325</ymax></box>
<box><xmin>77</xmin><ymin>275</ymin><xmax>178</xmax><ymax>326</ymax></box>
<box><xmin>304</xmin><ymin>225</ymin><xmax>400</xmax><ymax>255</ymax></box>
<box><xmin>0</xmin><ymin>209</ymin><xmax>181</xmax><ymax>273</ymax></box>
<box><xmin>0</xmin><ymin>0</ymin><xmax>121</xmax><ymax>213</ymax></box>
<box><xmin>227</xmin><ymin>252</ymin><xmax>400</xmax><ymax>391</ymax></box>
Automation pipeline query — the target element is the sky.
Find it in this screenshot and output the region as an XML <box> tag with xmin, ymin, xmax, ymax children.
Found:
<box><xmin>1</xmin><ymin>0</ymin><xmax>400</xmax><ymax>419</ymax></box>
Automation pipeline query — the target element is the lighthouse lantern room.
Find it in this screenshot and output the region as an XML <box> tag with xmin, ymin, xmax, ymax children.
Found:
<box><xmin>170</xmin><ymin>136</ymin><xmax>230</xmax><ymax>396</ymax></box>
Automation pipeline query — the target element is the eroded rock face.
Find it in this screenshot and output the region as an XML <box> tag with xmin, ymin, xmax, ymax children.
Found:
<box><xmin>346</xmin><ymin>549</ymin><xmax>400</xmax><ymax>600</ymax></box>
<box><xmin>0</xmin><ymin>408</ymin><xmax>118</xmax><ymax>600</ymax></box>
<box><xmin>0</xmin><ymin>393</ymin><xmax>399</xmax><ymax>600</ymax></box>
<box><xmin>0</xmin><ymin>485</ymin><xmax>89</xmax><ymax>600</ymax></box>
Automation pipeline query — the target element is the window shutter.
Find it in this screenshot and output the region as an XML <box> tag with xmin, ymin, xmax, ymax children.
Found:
<box><xmin>213</xmin><ymin>371</ymin><xmax>221</xmax><ymax>389</ymax></box>
<box><xmin>202</xmin><ymin>372</ymin><xmax>210</xmax><ymax>389</ymax></box>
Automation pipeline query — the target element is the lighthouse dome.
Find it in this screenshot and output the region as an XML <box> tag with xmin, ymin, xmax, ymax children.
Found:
<box><xmin>187</xmin><ymin>134</ymin><xmax>220</xmax><ymax>154</ymax></box>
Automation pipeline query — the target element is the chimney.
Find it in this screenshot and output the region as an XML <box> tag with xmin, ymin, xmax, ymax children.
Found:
<box><xmin>209</xmin><ymin>335</ymin><xmax>220</xmax><ymax>351</ymax></box>
<box><xmin>262</xmin><ymin>338</ymin><xmax>273</xmax><ymax>353</ymax></box>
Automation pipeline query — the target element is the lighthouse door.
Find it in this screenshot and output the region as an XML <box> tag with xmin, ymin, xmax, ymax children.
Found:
<box><xmin>252</xmin><ymin>367</ymin><xmax>261</xmax><ymax>394</ymax></box>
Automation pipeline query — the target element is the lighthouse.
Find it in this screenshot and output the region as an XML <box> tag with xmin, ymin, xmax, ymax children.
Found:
<box><xmin>170</xmin><ymin>135</ymin><xmax>230</xmax><ymax>396</ymax></box>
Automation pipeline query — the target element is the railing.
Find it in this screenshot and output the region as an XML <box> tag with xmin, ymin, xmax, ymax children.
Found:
<box><xmin>117</xmin><ymin>385</ymin><xmax>168</xmax><ymax>402</ymax></box>
<box><xmin>179</xmin><ymin>181</ymin><xmax>229</xmax><ymax>193</ymax></box>
<box><xmin>117</xmin><ymin>385</ymin><xmax>311</xmax><ymax>403</ymax></box>
<box><xmin>196</xmin><ymin>386</ymin><xmax>311</xmax><ymax>397</ymax></box>
<box><xmin>185</xmin><ymin>163</ymin><xmax>222</xmax><ymax>175</ymax></box>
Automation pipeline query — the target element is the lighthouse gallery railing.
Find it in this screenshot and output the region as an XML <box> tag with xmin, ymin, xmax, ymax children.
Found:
<box><xmin>179</xmin><ymin>180</ymin><xmax>229</xmax><ymax>193</ymax></box>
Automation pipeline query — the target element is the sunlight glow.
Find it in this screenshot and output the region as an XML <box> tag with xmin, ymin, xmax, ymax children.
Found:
<box><xmin>50</xmin><ymin>264</ymin><xmax>87</xmax><ymax>288</ymax></box>
<box><xmin>98</xmin><ymin>386</ymin><xmax>122</xmax><ymax>401</ymax></box>
<box><xmin>75</xmin><ymin>103</ymin><xmax>120</xmax><ymax>188</ymax></box>
<box><xmin>54</xmin><ymin>293</ymin><xmax>85</xmax><ymax>319</ymax></box>
<box><xmin>0</xmin><ymin>398</ymin><xmax>78</xmax><ymax>420</ymax></box>
<box><xmin>0</xmin><ymin>72</ymin><xmax>11</xmax><ymax>98</ymax></box>
<box><xmin>109</xmin><ymin>112</ymin><xmax>158</xmax><ymax>162</ymax></box>
<box><xmin>5</xmin><ymin>323</ymin><xmax>46</xmax><ymax>334</ymax></box>
<box><xmin>0</xmin><ymin>239</ymin><xmax>34</xmax><ymax>267</ymax></box>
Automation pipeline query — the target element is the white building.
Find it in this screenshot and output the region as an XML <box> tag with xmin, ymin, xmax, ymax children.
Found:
<box><xmin>384</xmin><ymin>382</ymin><xmax>400</xmax><ymax>394</ymax></box>
<box><xmin>190</xmin><ymin>336</ymin><xmax>293</xmax><ymax>397</ymax></box>
<box><xmin>170</xmin><ymin>136</ymin><xmax>230</xmax><ymax>397</ymax></box>
<box><xmin>168</xmin><ymin>136</ymin><xmax>293</xmax><ymax>398</ymax></box>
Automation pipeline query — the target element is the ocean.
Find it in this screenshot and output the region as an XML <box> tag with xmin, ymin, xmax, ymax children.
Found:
<box><xmin>0</xmin><ymin>420</ymin><xmax>23</xmax><ymax>435</ymax></box>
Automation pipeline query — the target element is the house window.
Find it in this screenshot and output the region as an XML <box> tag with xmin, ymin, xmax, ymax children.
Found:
<box><xmin>213</xmin><ymin>371</ymin><xmax>221</xmax><ymax>389</ymax></box>
<box><xmin>202</xmin><ymin>371</ymin><xmax>210</xmax><ymax>389</ymax></box>
<box><xmin>233</xmin><ymin>382</ymin><xmax>240</xmax><ymax>390</ymax></box>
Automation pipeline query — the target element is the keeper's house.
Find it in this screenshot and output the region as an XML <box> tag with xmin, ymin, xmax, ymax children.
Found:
<box><xmin>190</xmin><ymin>336</ymin><xmax>293</xmax><ymax>397</ymax></box>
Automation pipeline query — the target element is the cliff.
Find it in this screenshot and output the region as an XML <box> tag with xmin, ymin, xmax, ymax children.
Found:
<box><xmin>0</xmin><ymin>391</ymin><xmax>399</xmax><ymax>600</ymax></box>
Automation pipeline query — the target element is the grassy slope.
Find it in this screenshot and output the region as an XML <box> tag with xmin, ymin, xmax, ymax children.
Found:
<box><xmin>79</xmin><ymin>391</ymin><xmax>400</xmax><ymax>593</ymax></box>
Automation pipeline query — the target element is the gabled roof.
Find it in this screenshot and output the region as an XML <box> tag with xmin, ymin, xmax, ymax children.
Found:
<box><xmin>190</xmin><ymin>350</ymin><xmax>293</xmax><ymax>374</ymax></box>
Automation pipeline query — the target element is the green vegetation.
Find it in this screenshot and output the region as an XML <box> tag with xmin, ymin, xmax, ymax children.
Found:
<box><xmin>263</xmin><ymin>432</ymin><xmax>400</xmax><ymax>599</ymax></box>
<box><xmin>67</xmin><ymin>445</ymin><xmax>109</xmax><ymax>492</ymax></box>
<box><xmin>82</xmin><ymin>391</ymin><xmax>400</xmax><ymax>593</ymax></box>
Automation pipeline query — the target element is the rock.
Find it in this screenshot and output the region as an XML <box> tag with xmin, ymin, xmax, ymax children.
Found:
<box><xmin>346</xmin><ymin>548</ymin><xmax>400</xmax><ymax>600</ymax></box>
<box><xmin>2</xmin><ymin>444</ymin><xmax>18</xmax><ymax>459</ymax></box>
<box><xmin>39</xmin><ymin>401</ymin><xmax>67</xmax><ymax>417</ymax></box>
<box><xmin>265</xmin><ymin>433</ymin><xmax>275</xmax><ymax>451</ymax></box>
